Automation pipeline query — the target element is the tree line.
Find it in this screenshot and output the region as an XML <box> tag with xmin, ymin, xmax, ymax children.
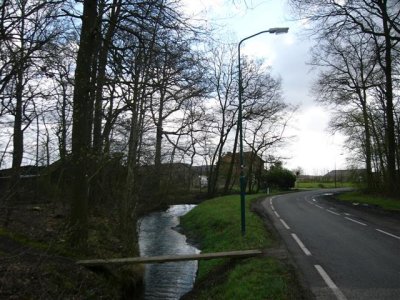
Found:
<box><xmin>290</xmin><ymin>0</ymin><xmax>400</xmax><ymax>196</ymax></box>
<box><xmin>0</xmin><ymin>0</ymin><xmax>292</xmax><ymax>251</ymax></box>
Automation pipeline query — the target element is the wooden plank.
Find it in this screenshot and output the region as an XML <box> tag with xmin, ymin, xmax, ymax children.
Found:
<box><xmin>76</xmin><ymin>249</ymin><xmax>264</xmax><ymax>266</ymax></box>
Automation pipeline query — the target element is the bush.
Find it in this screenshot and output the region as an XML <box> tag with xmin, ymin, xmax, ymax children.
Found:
<box><xmin>263</xmin><ymin>166</ymin><xmax>296</xmax><ymax>190</ymax></box>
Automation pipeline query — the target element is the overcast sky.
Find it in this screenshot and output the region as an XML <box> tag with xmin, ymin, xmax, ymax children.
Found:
<box><xmin>182</xmin><ymin>0</ymin><xmax>348</xmax><ymax>175</ymax></box>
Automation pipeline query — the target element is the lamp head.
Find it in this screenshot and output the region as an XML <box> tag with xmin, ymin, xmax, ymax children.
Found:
<box><xmin>268</xmin><ymin>27</ymin><xmax>289</xmax><ymax>34</ymax></box>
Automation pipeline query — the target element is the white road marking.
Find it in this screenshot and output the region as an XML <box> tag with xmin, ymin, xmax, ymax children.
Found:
<box><xmin>327</xmin><ymin>209</ymin><xmax>340</xmax><ymax>216</ymax></box>
<box><xmin>279</xmin><ymin>218</ymin><xmax>290</xmax><ymax>230</ymax></box>
<box><xmin>291</xmin><ymin>233</ymin><xmax>312</xmax><ymax>256</ymax></box>
<box><xmin>315</xmin><ymin>204</ymin><xmax>323</xmax><ymax>209</ymax></box>
<box><xmin>314</xmin><ymin>265</ymin><xmax>347</xmax><ymax>300</ymax></box>
<box><xmin>376</xmin><ymin>229</ymin><xmax>400</xmax><ymax>240</ymax></box>
<box><xmin>345</xmin><ymin>217</ymin><xmax>367</xmax><ymax>226</ymax></box>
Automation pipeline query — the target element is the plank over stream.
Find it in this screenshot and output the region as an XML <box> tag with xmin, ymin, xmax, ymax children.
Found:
<box><xmin>77</xmin><ymin>249</ymin><xmax>264</xmax><ymax>266</ymax></box>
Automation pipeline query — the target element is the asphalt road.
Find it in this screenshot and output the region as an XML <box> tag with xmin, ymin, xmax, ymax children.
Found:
<box><xmin>261</xmin><ymin>189</ymin><xmax>400</xmax><ymax>300</ymax></box>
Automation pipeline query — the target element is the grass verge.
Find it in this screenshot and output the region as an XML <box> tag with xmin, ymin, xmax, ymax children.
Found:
<box><xmin>337</xmin><ymin>191</ymin><xmax>400</xmax><ymax>212</ymax></box>
<box><xmin>180</xmin><ymin>193</ymin><xmax>301</xmax><ymax>299</ymax></box>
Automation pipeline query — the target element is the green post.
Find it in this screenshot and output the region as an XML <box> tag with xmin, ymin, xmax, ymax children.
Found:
<box><xmin>238</xmin><ymin>40</ymin><xmax>245</xmax><ymax>235</ymax></box>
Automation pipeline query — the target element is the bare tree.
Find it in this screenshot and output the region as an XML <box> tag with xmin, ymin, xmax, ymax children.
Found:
<box><xmin>149</xmin><ymin>41</ymin><xmax>208</xmax><ymax>197</ymax></box>
<box><xmin>0</xmin><ymin>0</ymin><xmax>64</xmax><ymax>221</ymax></box>
<box><xmin>290</xmin><ymin>0</ymin><xmax>400</xmax><ymax>195</ymax></box>
<box><xmin>311</xmin><ymin>33</ymin><xmax>381</xmax><ymax>190</ymax></box>
<box><xmin>243</xmin><ymin>78</ymin><xmax>293</xmax><ymax>193</ymax></box>
<box><xmin>206</xmin><ymin>43</ymin><xmax>239</xmax><ymax>196</ymax></box>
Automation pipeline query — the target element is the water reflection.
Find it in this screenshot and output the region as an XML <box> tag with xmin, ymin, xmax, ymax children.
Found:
<box><xmin>139</xmin><ymin>205</ymin><xmax>199</xmax><ymax>300</ymax></box>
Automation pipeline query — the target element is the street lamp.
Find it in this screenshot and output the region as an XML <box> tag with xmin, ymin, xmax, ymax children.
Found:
<box><xmin>238</xmin><ymin>27</ymin><xmax>289</xmax><ymax>236</ymax></box>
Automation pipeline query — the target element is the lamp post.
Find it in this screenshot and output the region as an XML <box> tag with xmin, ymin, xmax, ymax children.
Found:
<box><xmin>238</xmin><ymin>27</ymin><xmax>289</xmax><ymax>236</ymax></box>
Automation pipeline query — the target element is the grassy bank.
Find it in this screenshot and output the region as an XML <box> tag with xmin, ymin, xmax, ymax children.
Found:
<box><xmin>180</xmin><ymin>194</ymin><xmax>302</xmax><ymax>299</ymax></box>
<box><xmin>337</xmin><ymin>191</ymin><xmax>400</xmax><ymax>212</ymax></box>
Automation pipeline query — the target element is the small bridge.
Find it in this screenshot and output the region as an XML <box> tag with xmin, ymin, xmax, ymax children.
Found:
<box><xmin>77</xmin><ymin>249</ymin><xmax>264</xmax><ymax>267</ymax></box>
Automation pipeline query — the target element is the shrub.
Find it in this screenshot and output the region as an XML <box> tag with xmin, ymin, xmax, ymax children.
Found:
<box><xmin>263</xmin><ymin>166</ymin><xmax>296</xmax><ymax>190</ymax></box>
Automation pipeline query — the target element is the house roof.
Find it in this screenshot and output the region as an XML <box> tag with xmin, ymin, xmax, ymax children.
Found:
<box><xmin>324</xmin><ymin>169</ymin><xmax>366</xmax><ymax>177</ymax></box>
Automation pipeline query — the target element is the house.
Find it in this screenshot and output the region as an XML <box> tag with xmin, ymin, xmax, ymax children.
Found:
<box><xmin>139</xmin><ymin>162</ymin><xmax>210</xmax><ymax>192</ymax></box>
<box><xmin>220</xmin><ymin>151</ymin><xmax>265</xmax><ymax>176</ymax></box>
<box><xmin>0</xmin><ymin>165</ymin><xmax>45</xmax><ymax>178</ymax></box>
<box><xmin>0</xmin><ymin>165</ymin><xmax>47</xmax><ymax>202</ymax></box>
<box><xmin>219</xmin><ymin>151</ymin><xmax>265</xmax><ymax>192</ymax></box>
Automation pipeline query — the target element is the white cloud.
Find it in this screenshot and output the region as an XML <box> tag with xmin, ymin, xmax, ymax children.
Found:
<box><xmin>241</xmin><ymin>40</ymin><xmax>275</xmax><ymax>64</ymax></box>
<box><xmin>282</xmin><ymin>106</ymin><xmax>347</xmax><ymax>174</ymax></box>
<box><xmin>180</xmin><ymin>0</ymin><xmax>224</xmax><ymax>17</ymax></box>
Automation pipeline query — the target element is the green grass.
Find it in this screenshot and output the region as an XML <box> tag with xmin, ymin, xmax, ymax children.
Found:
<box><xmin>296</xmin><ymin>181</ymin><xmax>355</xmax><ymax>189</ymax></box>
<box><xmin>192</xmin><ymin>258</ymin><xmax>293</xmax><ymax>300</ymax></box>
<box><xmin>337</xmin><ymin>191</ymin><xmax>400</xmax><ymax>212</ymax></box>
<box><xmin>180</xmin><ymin>193</ymin><xmax>298</xmax><ymax>299</ymax></box>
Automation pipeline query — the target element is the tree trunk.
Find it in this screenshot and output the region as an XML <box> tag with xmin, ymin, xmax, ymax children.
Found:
<box><xmin>223</xmin><ymin>127</ymin><xmax>239</xmax><ymax>193</ymax></box>
<box><xmin>101</xmin><ymin>83</ymin><xmax>117</xmax><ymax>156</ymax></box>
<box><xmin>208</xmin><ymin>126</ymin><xmax>229</xmax><ymax>196</ymax></box>
<box><xmin>70</xmin><ymin>0</ymin><xmax>98</xmax><ymax>248</ymax></box>
<box><xmin>92</xmin><ymin>0</ymin><xmax>121</xmax><ymax>155</ymax></box>
<box><xmin>246</xmin><ymin>152</ymin><xmax>255</xmax><ymax>194</ymax></box>
<box><xmin>5</xmin><ymin>2</ymin><xmax>26</xmax><ymax>224</ymax></box>
<box><xmin>369</xmin><ymin>107</ymin><xmax>386</xmax><ymax>189</ymax></box>
<box><xmin>153</xmin><ymin>91</ymin><xmax>165</xmax><ymax>199</ymax></box>
<box><xmin>5</xmin><ymin>47</ymin><xmax>26</xmax><ymax>225</ymax></box>
<box><xmin>380</xmin><ymin>2</ymin><xmax>398</xmax><ymax>196</ymax></box>
<box><xmin>208</xmin><ymin>141</ymin><xmax>224</xmax><ymax>196</ymax></box>
<box><xmin>122</xmin><ymin>90</ymin><xmax>141</xmax><ymax>255</ymax></box>
<box><xmin>59</xmin><ymin>83</ymin><xmax>68</xmax><ymax>162</ymax></box>
<box><xmin>359</xmin><ymin>87</ymin><xmax>374</xmax><ymax>191</ymax></box>
<box><xmin>12</xmin><ymin>70</ymin><xmax>24</xmax><ymax>176</ymax></box>
<box><xmin>5</xmin><ymin>70</ymin><xmax>24</xmax><ymax>225</ymax></box>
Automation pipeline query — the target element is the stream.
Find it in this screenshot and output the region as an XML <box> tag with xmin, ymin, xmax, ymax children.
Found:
<box><xmin>138</xmin><ymin>205</ymin><xmax>199</xmax><ymax>299</ymax></box>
